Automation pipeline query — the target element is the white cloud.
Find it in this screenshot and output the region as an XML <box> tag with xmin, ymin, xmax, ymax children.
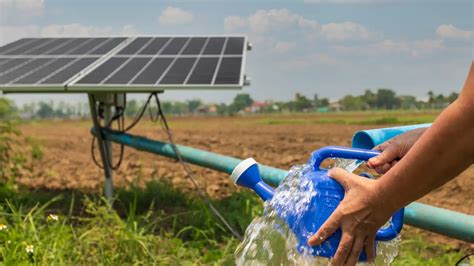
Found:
<box><xmin>0</xmin><ymin>24</ymin><xmax>140</xmax><ymax>45</ymax></box>
<box><xmin>436</xmin><ymin>24</ymin><xmax>473</xmax><ymax>40</ymax></box>
<box><xmin>320</xmin><ymin>22</ymin><xmax>372</xmax><ymax>41</ymax></box>
<box><xmin>226</xmin><ymin>9</ymin><xmax>318</xmax><ymax>34</ymax></box>
<box><xmin>271</xmin><ymin>41</ymin><xmax>296</xmax><ymax>54</ymax></box>
<box><xmin>282</xmin><ymin>53</ymin><xmax>341</xmax><ymax>70</ymax></box>
<box><xmin>333</xmin><ymin>39</ymin><xmax>444</xmax><ymax>57</ymax></box>
<box><xmin>40</xmin><ymin>24</ymin><xmax>114</xmax><ymax>37</ymax></box>
<box><xmin>223</xmin><ymin>9</ymin><xmax>373</xmax><ymax>42</ymax></box>
<box><xmin>159</xmin><ymin>6</ymin><xmax>194</xmax><ymax>25</ymax></box>
<box><xmin>411</xmin><ymin>39</ymin><xmax>444</xmax><ymax>56</ymax></box>
<box><xmin>0</xmin><ymin>0</ymin><xmax>44</xmax><ymax>20</ymax></box>
<box><xmin>0</xmin><ymin>0</ymin><xmax>44</xmax><ymax>12</ymax></box>
<box><xmin>119</xmin><ymin>24</ymin><xmax>140</xmax><ymax>35</ymax></box>
<box><xmin>0</xmin><ymin>25</ymin><xmax>40</xmax><ymax>45</ymax></box>
<box><xmin>224</xmin><ymin>16</ymin><xmax>246</xmax><ymax>32</ymax></box>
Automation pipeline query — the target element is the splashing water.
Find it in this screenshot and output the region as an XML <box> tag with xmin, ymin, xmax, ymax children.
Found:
<box><xmin>235</xmin><ymin>159</ymin><xmax>400</xmax><ymax>266</ymax></box>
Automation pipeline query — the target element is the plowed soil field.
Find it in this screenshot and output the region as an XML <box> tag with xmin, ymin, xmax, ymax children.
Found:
<box><xmin>16</xmin><ymin>114</ymin><xmax>473</xmax><ymax>251</ymax></box>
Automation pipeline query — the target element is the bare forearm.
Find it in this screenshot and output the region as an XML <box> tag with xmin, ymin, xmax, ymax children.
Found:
<box><xmin>374</xmin><ymin>66</ymin><xmax>474</xmax><ymax>211</ymax></box>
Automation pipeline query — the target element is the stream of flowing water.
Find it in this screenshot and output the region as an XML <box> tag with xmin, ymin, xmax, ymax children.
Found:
<box><xmin>235</xmin><ymin>159</ymin><xmax>400</xmax><ymax>266</ymax></box>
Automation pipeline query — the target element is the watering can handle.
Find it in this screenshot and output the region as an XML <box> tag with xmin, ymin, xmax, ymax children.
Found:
<box><xmin>311</xmin><ymin>146</ymin><xmax>404</xmax><ymax>241</ymax></box>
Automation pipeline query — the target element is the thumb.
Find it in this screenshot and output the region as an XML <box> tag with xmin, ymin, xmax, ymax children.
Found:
<box><xmin>328</xmin><ymin>167</ymin><xmax>358</xmax><ymax>190</ymax></box>
<box><xmin>368</xmin><ymin>144</ymin><xmax>399</xmax><ymax>168</ymax></box>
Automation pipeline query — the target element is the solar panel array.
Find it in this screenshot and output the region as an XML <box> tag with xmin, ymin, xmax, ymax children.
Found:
<box><xmin>0</xmin><ymin>36</ymin><xmax>248</xmax><ymax>93</ymax></box>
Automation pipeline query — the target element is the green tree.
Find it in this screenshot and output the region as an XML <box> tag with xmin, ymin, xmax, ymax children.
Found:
<box><xmin>399</xmin><ymin>95</ymin><xmax>417</xmax><ymax>109</ymax></box>
<box><xmin>229</xmin><ymin>93</ymin><xmax>253</xmax><ymax>113</ymax></box>
<box><xmin>294</xmin><ymin>93</ymin><xmax>312</xmax><ymax>112</ymax></box>
<box><xmin>187</xmin><ymin>99</ymin><xmax>202</xmax><ymax>113</ymax></box>
<box><xmin>0</xmin><ymin>98</ymin><xmax>16</xmax><ymax>119</ymax></box>
<box><xmin>216</xmin><ymin>103</ymin><xmax>228</xmax><ymax>115</ymax></box>
<box><xmin>313</xmin><ymin>94</ymin><xmax>329</xmax><ymax>108</ymax></box>
<box><xmin>376</xmin><ymin>89</ymin><xmax>400</xmax><ymax>109</ymax></box>
<box><xmin>361</xmin><ymin>89</ymin><xmax>377</xmax><ymax>109</ymax></box>
<box><xmin>36</xmin><ymin>102</ymin><xmax>54</xmax><ymax>119</ymax></box>
<box><xmin>428</xmin><ymin>91</ymin><xmax>435</xmax><ymax>104</ymax></box>
<box><xmin>340</xmin><ymin>95</ymin><xmax>365</xmax><ymax>111</ymax></box>
<box><xmin>171</xmin><ymin>102</ymin><xmax>188</xmax><ymax>114</ymax></box>
<box><xmin>125</xmin><ymin>100</ymin><xmax>140</xmax><ymax>117</ymax></box>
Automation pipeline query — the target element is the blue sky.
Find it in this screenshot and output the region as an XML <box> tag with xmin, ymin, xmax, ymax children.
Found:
<box><xmin>1</xmin><ymin>0</ymin><xmax>472</xmax><ymax>105</ymax></box>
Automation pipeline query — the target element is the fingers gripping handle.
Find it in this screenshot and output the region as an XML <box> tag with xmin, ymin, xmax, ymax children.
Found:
<box><xmin>310</xmin><ymin>146</ymin><xmax>404</xmax><ymax>241</ymax></box>
<box><xmin>311</xmin><ymin>146</ymin><xmax>381</xmax><ymax>170</ymax></box>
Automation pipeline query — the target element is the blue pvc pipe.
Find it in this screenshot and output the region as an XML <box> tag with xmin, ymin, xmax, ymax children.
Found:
<box><xmin>96</xmin><ymin>128</ymin><xmax>474</xmax><ymax>243</ymax></box>
<box><xmin>404</xmin><ymin>202</ymin><xmax>474</xmax><ymax>242</ymax></box>
<box><xmin>352</xmin><ymin>123</ymin><xmax>432</xmax><ymax>149</ymax></box>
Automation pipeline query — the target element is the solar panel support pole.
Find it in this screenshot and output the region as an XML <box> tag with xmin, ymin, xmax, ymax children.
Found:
<box><xmin>103</xmin><ymin>104</ymin><xmax>114</xmax><ymax>201</ymax></box>
<box><xmin>87</xmin><ymin>93</ymin><xmax>114</xmax><ymax>203</ymax></box>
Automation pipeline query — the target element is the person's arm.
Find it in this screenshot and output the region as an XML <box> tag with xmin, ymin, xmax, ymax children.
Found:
<box><xmin>367</xmin><ymin>127</ymin><xmax>427</xmax><ymax>174</ymax></box>
<box><xmin>308</xmin><ymin>62</ymin><xmax>474</xmax><ymax>266</ymax></box>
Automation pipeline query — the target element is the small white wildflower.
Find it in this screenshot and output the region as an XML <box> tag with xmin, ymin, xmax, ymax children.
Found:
<box><xmin>7</xmin><ymin>240</ymin><xmax>11</xmax><ymax>244</ymax></box>
<box><xmin>47</xmin><ymin>214</ymin><xmax>59</xmax><ymax>221</ymax></box>
<box><xmin>0</xmin><ymin>224</ymin><xmax>7</xmax><ymax>231</ymax></box>
<box><xmin>25</xmin><ymin>244</ymin><xmax>34</xmax><ymax>254</ymax></box>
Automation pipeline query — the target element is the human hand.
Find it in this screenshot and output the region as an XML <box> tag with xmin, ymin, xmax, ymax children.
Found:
<box><xmin>367</xmin><ymin>128</ymin><xmax>427</xmax><ymax>174</ymax></box>
<box><xmin>307</xmin><ymin>168</ymin><xmax>394</xmax><ymax>266</ymax></box>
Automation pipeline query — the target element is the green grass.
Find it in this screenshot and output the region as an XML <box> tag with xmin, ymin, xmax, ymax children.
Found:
<box><xmin>0</xmin><ymin>180</ymin><xmax>262</xmax><ymax>265</ymax></box>
<box><xmin>256</xmin><ymin>113</ymin><xmax>437</xmax><ymax>126</ymax></box>
<box><xmin>0</xmin><ymin>180</ymin><xmax>469</xmax><ymax>265</ymax></box>
<box><xmin>393</xmin><ymin>234</ymin><xmax>467</xmax><ymax>265</ymax></box>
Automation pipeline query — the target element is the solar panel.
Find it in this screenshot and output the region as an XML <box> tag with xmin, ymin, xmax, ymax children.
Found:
<box><xmin>0</xmin><ymin>37</ymin><xmax>127</xmax><ymax>56</ymax></box>
<box><xmin>0</xmin><ymin>36</ymin><xmax>249</xmax><ymax>93</ymax></box>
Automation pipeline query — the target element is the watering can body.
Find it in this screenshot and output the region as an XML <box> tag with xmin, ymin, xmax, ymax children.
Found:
<box><xmin>231</xmin><ymin>146</ymin><xmax>404</xmax><ymax>261</ymax></box>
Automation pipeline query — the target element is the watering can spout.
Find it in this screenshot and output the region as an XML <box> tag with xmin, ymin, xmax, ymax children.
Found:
<box><xmin>231</xmin><ymin>158</ymin><xmax>274</xmax><ymax>201</ymax></box>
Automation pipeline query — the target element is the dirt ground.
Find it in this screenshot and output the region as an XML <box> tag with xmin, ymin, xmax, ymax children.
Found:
<box><xmin>15</xmin><ymin>115</ymin><xmax>474</xmax><ymax>251</ymax></box>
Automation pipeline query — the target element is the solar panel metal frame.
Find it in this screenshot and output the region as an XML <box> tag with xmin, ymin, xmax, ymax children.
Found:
<box><xmin>0</xmin><ymin>35</ymin><xmax>248</xmax><ymax>94</ymax></box>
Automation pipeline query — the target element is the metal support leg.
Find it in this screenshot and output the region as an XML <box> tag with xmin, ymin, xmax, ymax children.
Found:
<box><xmin>88</xmin><ymin>94</ymin><xmax>114</xmax><ymax>202</ymax></box>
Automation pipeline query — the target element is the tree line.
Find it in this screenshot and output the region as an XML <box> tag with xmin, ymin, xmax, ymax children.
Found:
<box><xmin>0</xmin><ymin>88</ymin><xmax>459</xmax><ymax>120</ymax></box>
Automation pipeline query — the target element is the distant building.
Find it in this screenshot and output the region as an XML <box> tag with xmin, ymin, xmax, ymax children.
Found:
<box><xmin>329</xmin><ymin>102</ymin><xmax>342</xmax><ymax>112</ymax></box>
<box><xmin>196</xmin><ymin>105</ymin><xmax>208</xmax><ymax>114</ymax></box>
<box><xmin>246</xmin><ymin>101</ymin><xmax>270</xmax><ymax>113</ymax></box>
<box><xmin>208</xmin><ymin>105</ymin><xmax>217</xmax><ymax>114</ymax></box>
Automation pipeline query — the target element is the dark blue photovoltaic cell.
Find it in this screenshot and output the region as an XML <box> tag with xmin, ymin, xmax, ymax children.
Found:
<box><xmin>187</xmin><ymin>58</ymin><xmax>218</xmax><ymax>84</ymax></box>
<box><xmin>0</xmin><ymin>38</ymin><xmax>35</xmax><ymax>54</ymax></box>
<box><xmin>202</xmin><ymin>37</ymin><xmax>225</xmax><ymax>55</ymax></box>
<box><xmin>131</xmin><ymin>57</ymin><xmax>173</xmax><ymax>84</ymax></box>
<box><xmin>89</xmin><ymin>38</ymin><xmax>126</xmax><ymax>54</ymax></box>
<box><xmin>160</xmin><ymin>37</ymin><xmax>188</xmax><ymax>55</ymax></box>
<box><xmin>77</xmin><ymin>57</ymin><xmax>127</xmax><ymax>84</ymax></box>
<box><xmin>41</xmin><ymin>57</ymin><xmax>98</xmax><ymax>84</ymax></box>
<box><xmin>0</xmin><ymin>58</ymin><xmax>30</xmax><ymax>74</ymax></box>
<box><xmin>69</xmin><ymin>38</ymin><xmax>107</xmax><ymax>55</ymax></box>
<box><xmin>159</xmin><ymin>58</ymin><xmax>196</xmax><ymax>84</ymax></box>
<box><xmin>104</xmin><ymin>58</ymin><xmax>151</xmax><ymax>84</ymax></box>
<box><xmin>139</xmin><ymin>37</ymin><xmax>170</xmax><ymax>55</ymax></box>
<box><xmin>13</xmin><ymin>58</ymin><xmax>74</xmax><ymax>84</ymax></box>
<box><xmin>47</xmin><ymin>38</ymin><xmax>91</xmax><ymax>55</ymax></box>
<box><xmin>25</xmin><ymin>38</ymin><xmax>73</xmax><ymax>55</ymax></box>
<box><xmin>0</xmin><ymin>58</ymin><xmax>52</xmax><ymax>84</ymax></box>
<box><xmin>182</xmin><ymin>37</ymin><xmax>207</xmax><ymax>55</ymax></box>
<box><xmin>117</xmin><ymin>38</ymin><xmax>152</xmax><ymax>55</ymax></box>
<box><xmin>4</xmin><ymin>38</ymin><xmax>51</xmax><ymax>55</ymax></box>
<box><xmin>214</xmin><ymin>57</ymin><xmax>242</xmax><ymax>84</ymax></box>
<box><xmin>224</xmin><ymin>37</ymin><xmax>245</xmax><ymax>55</ymax></box>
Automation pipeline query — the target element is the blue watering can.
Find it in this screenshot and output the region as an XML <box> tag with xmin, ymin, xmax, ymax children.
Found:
<box><xmin>231</xmin><ymin>146</ymin><xmax>404</xmax><ymax>261</ymax></box>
